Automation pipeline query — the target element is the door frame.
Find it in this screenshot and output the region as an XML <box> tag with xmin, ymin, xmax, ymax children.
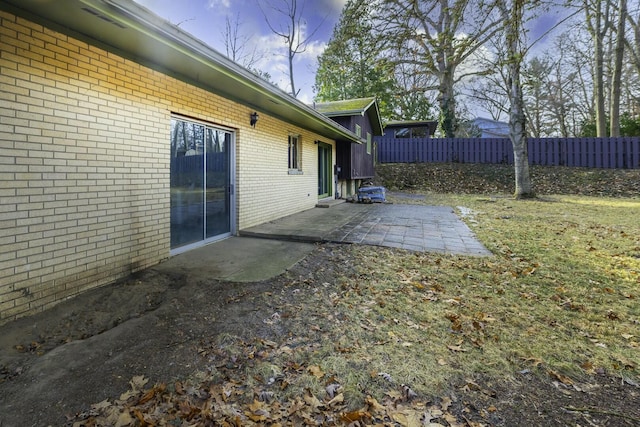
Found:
<box><xmin>169</xmin><ymin>115</ymin><xmax>236</xmax><ymax>256</ymax></box>
<box><xmin>317</xmin><ymin>141</ymin><xmax>332</xmax><ymax>199</ymax></box>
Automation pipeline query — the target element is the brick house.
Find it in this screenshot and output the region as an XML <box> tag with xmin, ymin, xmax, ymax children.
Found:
<box><xmin>0</xmin><ymin>0</ymin><xmax>364</xmax><ymax>324</ymax></box>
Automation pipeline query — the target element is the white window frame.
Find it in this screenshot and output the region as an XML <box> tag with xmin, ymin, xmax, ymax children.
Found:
<box><xmin>288</xmin><ymin>134</ymin><xmax>302</xmax><ymax>174</ymax></box>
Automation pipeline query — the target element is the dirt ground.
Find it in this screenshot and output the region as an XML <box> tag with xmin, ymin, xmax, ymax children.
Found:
<box><xmin>1</xmin><ymin>243</ymin><xmax>638</xmax><ymax>426</ymax></box>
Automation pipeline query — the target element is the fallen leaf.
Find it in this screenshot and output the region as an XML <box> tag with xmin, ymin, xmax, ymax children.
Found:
<box><xmin>390</xmin><ymin>409</ymin><xmax>424</xmax><ymax>427</ymax></box>
<box><xmin>279</xmin><ymin>345</ymin><xmax>293</xmax><ymax>355</ymax></box>
<box><xmin>261</xmin><ymin>339</ymin><xmax>278</xmax><ymax>348</ymax></box>
<box><xmin>114</xmin><ymin>410</ymin><xmax>134</xmax><ymax>427</ymax></box>
<box><xmin>307</xmin><ymin>365</ymin><xmax>324</xmax><ymax>379</ymax></box>
<box><xmin>427</xmin><ymin>406</ymin><xmax>443</xmax><ymax>418</ymax></box>
<box><xmin>326</xmin><ymin>392</ymin><xmax>344</xmax><ymax>406</ymax></box>
<box><xmin>580</xmin><ymin>361</ymin><xmax>595</xmax><ymax>374</ymax></box>
<box><xmin>385</xmin><ymin>389</ymin><xmax>403</xmax><ymax>401</ymax></box>
<box><xmin>440</xmin><ymin>396</ymin><xmax>452</xmax><ymax>411</ymax></box>
<box><xmin>287</xmin><ymin>398</ymin><xmax>306</xmax><ymax>416</ymax></box>
<box><xmin>548</xmin><ymin>369</ymin><xmax>573</xmax><ymax>385</ymax></box>
<box><xmin>174</xmin><ymin>381</ymin><xmax>185</xmax><ymax>395</ymax></box>
<box><xmin>462</xmin><ymin>380</ymin><xmax>481</xmax><ymax>392</ymax></box>
<box><xmin>91</xmin><ymin>399</ymin><xmax>111</xmax><ymax>410</ymax></box>
<box><xmin>138</xmin><ymin>383</ymin><xmax>165</xmax><ymax>405</ymax></box>
<box><xmin>446</xmin><ymin>315</ymin><xmax>463</xmax><ymax>332</ymax></box>
<box><xmin>365</xmin><ymin>395</ymin><xmax>385</xmax><ymax>413</ymax></box>
<box><xmin>129</xmin><ymin>375</ymin><xmax>148</xmax><ymax>391</ymax></box>
<box><xmin>444</xmin><ymin>412</ymin><xmax>465</xmax><ymax>427</ymax></box>
<box><xmin>303</xmin><ymin>389</ymin><xmax>323</xmax><ymax>410</ymax></box>
<box><xmin>246</xmin><ymin>399</ymin><xmax>269</xmax><ymax>421</ymax></box>
<box><xmin>340</xmin><ymin>409</ymin><xmax>370</xmax><ymax>423</ymax></box>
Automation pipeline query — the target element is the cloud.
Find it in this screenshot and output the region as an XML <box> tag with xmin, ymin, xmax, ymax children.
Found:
<box><xmin>297</xmin><ymin>91</ymin><xmax>313</xmax><ymax>105</ymax></box>
<box><xmin>251</xmin><ymin>34</ymin><xmax>288</xmax><ymax>88</ymax></box>
<box><xmin>207</xmin><ymin>0</ymin><xmax>231</xmax><ymax>9</ymax></box>
<box><xmin>300</xmin><ymin>40</ymin><xmax>326</xmax><ymax>59</ymax></box>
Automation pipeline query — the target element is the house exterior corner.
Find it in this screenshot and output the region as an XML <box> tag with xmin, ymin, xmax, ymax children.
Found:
<box><xmin>0</xmin><ymin>3</ymin><xmax>348</xmax><ymax>325</ymax></box>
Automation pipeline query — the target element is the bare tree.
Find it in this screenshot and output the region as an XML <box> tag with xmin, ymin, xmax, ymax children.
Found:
<box><xmin>467</xmin><ymin>80</ymin><xmax>510</xmax><ymax>120</ymax></box>
<box><xmin>392</xmin><ymin>52</ymin><xmax>439</xmax><ymax>120</ymax></box>
<box><xmin>376</xmin><ymin>0</ymin><xmax>503</xmax><ymax>137</ymax></box>
<box><xmin>544</xmin><ymin>32</ymin><xmax>595</xmax><ymax>136</ymax></box>
<box><xmin>222</xmin><ymin>13</ymin><xmax>263</xmax><ymax>69</ymax></box>
<box><xmin>624</xmin><ymin>1</ymin><xmax>640</xmax><ymax>113</ymax></box>
<box><xmin>259</xmin><ymin>0</ymin><xmax>325</xmax><ymax>97</ymax></box>
<box><xmin>626</xmin><ymin>1</ymin><xmax>640</xmax><ymax>73</ymax></box>
<box><xmin>523</xmin><ymin>57</ymin><xmax>551</xmax><ymax>137</ymax></box>
<box><xmin>465</xmin><ymin>37</ymin><xmax>511</xmax><ymax>121</ymax></box>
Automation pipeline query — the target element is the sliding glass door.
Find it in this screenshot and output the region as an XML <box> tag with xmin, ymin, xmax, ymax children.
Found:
<box><xmin>170</xmin><ymin>117</ymin><xmax>234</xmax><ymax>253</ymax></box>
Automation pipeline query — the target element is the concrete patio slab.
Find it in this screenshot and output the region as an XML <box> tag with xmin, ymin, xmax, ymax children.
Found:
<box><xmin>241</xmin><ymin>203</ymin><xmax>492</xmax><ymax>256</ymax></box>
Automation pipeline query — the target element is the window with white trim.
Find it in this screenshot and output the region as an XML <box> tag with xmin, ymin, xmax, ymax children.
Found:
<box><xmin>288</xmin><ymin>134</ymin><xmax>301</xmax><ymax>172</ymax></box>
<box><xmin>355</xmin><ymin>124</ymin><xmax>362</xmax><ymax>137</ymax></box>
<box><xmin>366</xmin><ymin>132</ymin><xmax>372</xmax><ymax>154</ymax></box>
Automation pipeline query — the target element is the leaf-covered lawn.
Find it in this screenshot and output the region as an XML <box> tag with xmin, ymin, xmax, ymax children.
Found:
<box><xmin>69</xmin><ymin>192</ymin><xmax>639</xmax><ymax>426</ymax></box>
<box><xmin>376</xmin><ymin>163</ymin><xmax>640</xmax><ymax>198</ymax></box>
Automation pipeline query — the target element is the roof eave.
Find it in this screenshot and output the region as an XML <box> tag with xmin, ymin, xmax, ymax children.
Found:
<box><xmin>0</xmin><ymin>0</ymin><xmax>361</xmax><ymax>144</ymax></box>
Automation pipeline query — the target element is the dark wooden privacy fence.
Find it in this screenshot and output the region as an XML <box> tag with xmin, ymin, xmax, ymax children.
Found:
<box><xmin>375</xmin><ymin>137</ymin><xmax>640</xmax><ymax>169</ymax></box>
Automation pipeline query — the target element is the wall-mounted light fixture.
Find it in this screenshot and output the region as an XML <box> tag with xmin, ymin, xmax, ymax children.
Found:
<box><xmin>250</xmin><ymin>112</ymin><xmax>259</xmax><ymax>127</ymax></box>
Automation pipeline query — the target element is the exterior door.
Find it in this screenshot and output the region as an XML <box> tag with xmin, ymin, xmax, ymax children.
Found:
<box><xmin>317</xmin><ymin>142</ymin><xmax>332</xmax><ymax>199</ymax></box>
<box><xmin>170</xmin><ymin>117</ymin><xmax>234</xmax><ymax>254</ymax></box>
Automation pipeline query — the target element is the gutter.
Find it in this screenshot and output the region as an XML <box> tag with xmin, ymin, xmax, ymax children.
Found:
<box><xmin>97</xmin><ymin>0</ymin><xmax>361</xmax><ymax>143</ymax></box>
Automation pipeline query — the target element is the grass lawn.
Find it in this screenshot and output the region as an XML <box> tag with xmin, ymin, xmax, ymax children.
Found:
<box><xmin>68</xmin><ymin>165</ymin><xmax>640</xmax><ymax>425</ymax></box>
<box><xmin>244</xmin><ymin>193</ymin><xmax>639</xmax><ymax>423</ymax></box>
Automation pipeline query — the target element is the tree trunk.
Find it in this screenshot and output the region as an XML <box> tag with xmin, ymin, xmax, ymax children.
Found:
<box><xmin>502</xmin><ymin>0</ymin><xmax>533</xmax><ymax>198</ymax></box>
<box><xmin>586</xmin><ymin>0</ymin><xmax>608</xmax><ymax>136</ymax></box>
<box><xmin>610</xmin><ymin>0</ymin><xmax>626</xmax><ymax>136</ymax></box>
<box><xmin>594</xmin><ymin>36</ymin><xmax>606</xmax><ymax>136</ymax></box>
<box><xmin>509</xmin><ymin>63</ymin><xmax>533</xmax><ymax>198</ymax></box>
<box><xmin>439</xmin><ymin>70</ymin><xmax>457</xmax><ymax>137</ymax></box>
<box><xmin>288</xmin><ymin>48</ymin><xmax>297</xmax><ymax>97</ymax></box>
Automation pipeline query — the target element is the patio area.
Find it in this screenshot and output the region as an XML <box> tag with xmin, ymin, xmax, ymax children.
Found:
<box><xmin>240</xmin><ymin>201</ymin><xmax>492</xmax><ymax>256</ymax></box>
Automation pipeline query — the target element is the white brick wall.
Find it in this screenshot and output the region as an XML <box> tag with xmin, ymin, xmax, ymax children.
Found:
<box><xmin>0</xmin><ymin>10</ymin><xmax>335</xmax><ymax>324</ymax></box>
